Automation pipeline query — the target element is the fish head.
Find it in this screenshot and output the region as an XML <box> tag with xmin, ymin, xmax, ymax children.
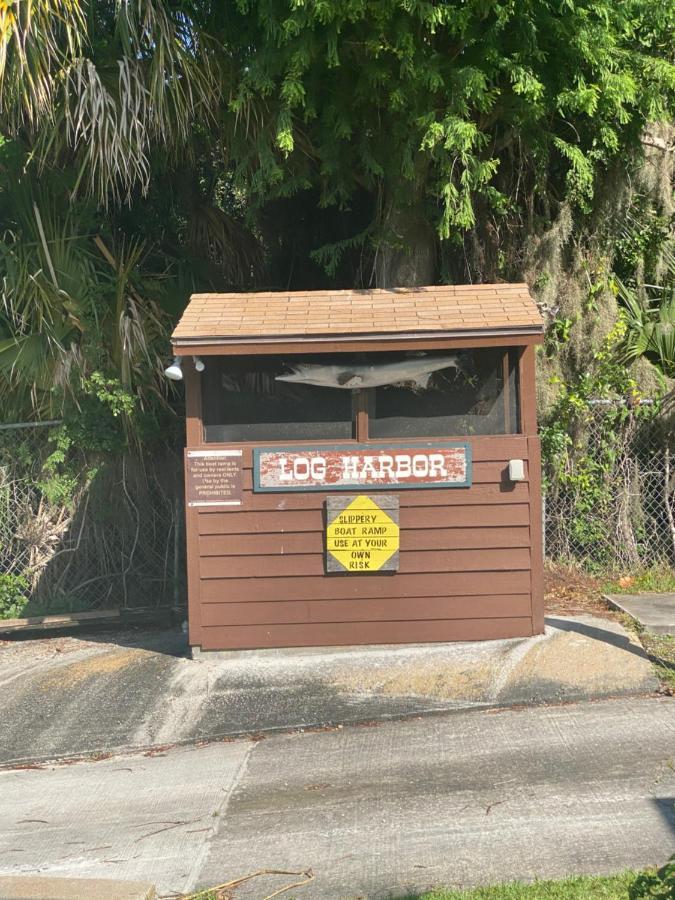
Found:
<box><xmin>275</xmin><ymin>364</ymin><xmax>338</xmax><ymax>387</ymax></box>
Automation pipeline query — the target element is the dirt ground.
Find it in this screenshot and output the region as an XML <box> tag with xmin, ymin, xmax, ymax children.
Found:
<box><xmin>544</xmin><ymin>563</ymin><xmax>616</xmax><ymax>619</ymax></box>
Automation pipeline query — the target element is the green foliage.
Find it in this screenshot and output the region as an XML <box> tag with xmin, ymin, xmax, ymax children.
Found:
<box><xmin>4</xmin><ymin>0</ymin><xmax>672</xmax><ymax>303</ymax></box>
<box><xmin>0</xmin><ymin>573</ymin><xmax>29</xmax><ymax>619</ymax></box>
<box><xmin>612</xmin><ymin>194</ymin><xmax>675</xmax><ymax>378</ymax></box>
<box><xmin>0</xmin><ymin>150</ymin><xmax>177</xmax><ymax>423</ymax></box>
<box><xmin>612</xmin><ymin>201</ymin><xmax>675</xmax><ymax>380</ymax></box>
<box><xmin>630</xmin><ymin>855</ymin><xmax>675</xmax><ymax>899</ymax></box>
<box><xmin>0</xmin><ymin>0</ymin><xmax>219</xmax><ymax>206</ymax></box>
<box><xmin>544</xmin><ymin>315</ymin><xmax>576</xmax><ymax>357</ymax></box>
<box><xmin>221</xmin><ymin>0</ymin><xmax>675</xmax><ymax>257</ymax></box>
<box><xmin>617</xmin><ymin>280</ymin><xmax>675</xmax><ymax>381</ymax></box>
<box><xmin>38</xmin><ymin>428</ymin><xmax>83</xmax><ymax>507</ymax></box>
<box><xmin>36</xmin><ymin>372</ymin><xmax>150</xmax><ymax>504</ymax></box>
<box><xmin>540</xmin><ymin>319</ymin><xmax>662</xmax><ymax>564</ymax></box>
<box><xmin>0</xmin><ymin>0</ymin><xmax>674</xmax><ymax>424</ymax></box>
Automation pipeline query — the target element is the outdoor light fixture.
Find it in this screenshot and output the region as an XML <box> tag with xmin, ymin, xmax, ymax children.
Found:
<box><xmin>164</xmin><ymin>356</ymin><xmax>183</xmax><ymax>381</ymax></box>
<box><xmin>193</xmin><ymin>356</ymin><xmax>205</xmax><ymax>373</ymax></box>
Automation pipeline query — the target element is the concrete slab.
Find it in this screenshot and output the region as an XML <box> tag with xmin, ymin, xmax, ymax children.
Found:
<box><xmin>0</xmin><ymin>742</ymin><xmax>251</xmax><ymax>898</ymax></box>
<box><xmin>0</xmin><ymin>698</ymin><xmax>672</xmax><ymax>899</ymax></box>
<box><xmin>0</xmin><ymin>616</ymin><xmax>658</xmax><ymax>765</ymax></box>
<box><xmin>0</xmin><ymin>876</ymin><xmax>155</xmax><ymax>900</ymax></box>
<box><xmin>605</xmin><ymin>592</ymin><xmax>675</xmax><ymax>635</ymax></box>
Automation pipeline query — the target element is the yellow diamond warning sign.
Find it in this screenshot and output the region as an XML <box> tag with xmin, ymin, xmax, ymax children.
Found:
<box><xmin>326</xmin><ymin>495</ymin><xmax>399</xmax><ymax>573</ymax></box>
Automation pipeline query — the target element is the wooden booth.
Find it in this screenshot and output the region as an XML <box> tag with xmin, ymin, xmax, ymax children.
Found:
<box><xmin>171</xmin><ymin>284</ymin><xmax>545</xmax><ymax>652</ymax></box>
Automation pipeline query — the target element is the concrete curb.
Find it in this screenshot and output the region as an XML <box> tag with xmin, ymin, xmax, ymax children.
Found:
<box><xmin>0</xmin><ymin>876</ymin><xmax>155</xmax><ymax>899</ymax></box>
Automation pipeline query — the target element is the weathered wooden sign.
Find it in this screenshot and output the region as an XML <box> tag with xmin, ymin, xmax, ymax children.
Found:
<box><xmin>254</xmin><ymin>443</ymin><xmax>471</xmax><ymax>492</ymax></box>
<box><xmin>326</xmin><ymin>495</ymin><xmax>400</xmax><ymax>573</ymax></box>
<box><xmin>186</xmin><ymin>449</ymin><xmax>243</xmax><ymax>507</ymax></box>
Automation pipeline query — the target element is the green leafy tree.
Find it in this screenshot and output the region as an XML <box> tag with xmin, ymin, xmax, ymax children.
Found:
<box><xmin>0</xmin><ymin>0</ymin><xmax>673</xmax><ymax>420</ymax></box>
<box><xmin>212</xmin><ymin>0</ymin><xmax>675</xmax><ymax>284</ymax></box>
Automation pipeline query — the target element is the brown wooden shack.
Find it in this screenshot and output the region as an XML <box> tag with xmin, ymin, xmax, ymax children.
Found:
<box><xmin>171</xmin><ymin>284</ymin><xmax>545</xmax><ymax>652</ymax></box>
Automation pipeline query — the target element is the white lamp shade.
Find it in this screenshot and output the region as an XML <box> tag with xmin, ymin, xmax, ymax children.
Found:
<box><xmin>164</xmin><ymin>357</ymin><xmax>183</xmax><ymax>381</ymax></box>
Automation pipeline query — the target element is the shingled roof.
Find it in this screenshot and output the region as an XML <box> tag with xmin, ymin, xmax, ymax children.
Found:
<box><xmin>171</xmin><ymin>284</ymin><xmax>543</xmax><ymax>347</ymax></box>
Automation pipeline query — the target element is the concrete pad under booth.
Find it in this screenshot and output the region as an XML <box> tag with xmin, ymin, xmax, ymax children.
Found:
<box><xmin>604</xmin><ymin>593</ymin><xmax>675</xmax><ymax>635</ymax></box>
<box><xmin>0</xmin><ymin>615</ymin><xmax>659</xmax><ymax>766</ymax></box>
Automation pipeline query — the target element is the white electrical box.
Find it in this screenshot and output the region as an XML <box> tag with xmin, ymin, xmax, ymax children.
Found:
<box><xmin>508</xmin><ymin>459</ymin><xmax>525</xmax><ymax>482</ymax></box>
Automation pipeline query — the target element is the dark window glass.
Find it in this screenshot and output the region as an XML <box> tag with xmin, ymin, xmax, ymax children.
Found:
<box><xmin>202</xmin><ymin>355</ymin><xmax>354</xmax><ymax>442</ymax></box>
<box><xmin>368</xmin><ymin>349</ymin><xmax>519</xmax><ymax>438</ymax></box>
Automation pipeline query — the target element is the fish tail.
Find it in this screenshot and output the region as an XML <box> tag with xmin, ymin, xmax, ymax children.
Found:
<box><xmin>412</xmin><ymin>373</ymin><xmax>432</xmax><ymax>390</ymax></box>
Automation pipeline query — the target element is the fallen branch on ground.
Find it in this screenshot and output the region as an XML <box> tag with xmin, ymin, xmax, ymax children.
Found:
<box><xmin>179</xmin><ymin>867</ymin><xmax>314</xmax><ymax>900</ymax></box>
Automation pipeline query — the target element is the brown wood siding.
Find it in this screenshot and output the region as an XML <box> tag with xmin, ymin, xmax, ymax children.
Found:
<box><xmin>198</xmin><ymin>618</ymin><xmax>534</xmax><ymax>650</ymax></box>
<box><xmin>198</xmin><ymin>526</ymin><xmax>530</xmax><ymax>555</ymax></box>
<box><xmin>187</xmin><ymin>434</ymin><xmax>541</xmax><ymax>649</ymax></box>
<box><xmin>200</xmin><ymin>570</ymin><xmax>531</xmax><ymax>602</ymax></box>
<box><xmin>200</xmin><ymin>595</ymin><xmax>532</xmax><ymax>626</ymax></box>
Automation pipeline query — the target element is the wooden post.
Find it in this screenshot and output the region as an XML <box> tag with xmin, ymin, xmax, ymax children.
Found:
<box><xmin>354</xmin><ymin>389</ymin><xmax>369</xmax><ymax>441</ymax></box>
<box><xmin>183</xmin><ymin>359</ymin><xmax>203</xmax><ymax>447</ymax></box>
<box><xmin>519</xmin><ymin>345</ymin><xmax>544</xmax><ymax>633</ymax></box>
<box><xmin>528</xmin><ymin>434</ymin><xmax>545</xmax><ymax>634</ymax></box>
<box><xmin>502</xmin><ymin>351</ymin><xmax>511</xmax><ymax>434</ymax></box>
<box><xmin>182</xmin><ymin>357</ymin><xmax>203</xmax><ymax>649</ymax></box>
<box><xmin>518</xmin><ymin>345</ymin><xmax>537</xmax><ymax>436</ymax></box>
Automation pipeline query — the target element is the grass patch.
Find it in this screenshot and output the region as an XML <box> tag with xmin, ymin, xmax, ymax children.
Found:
<box><xmin>602</xmin><ymin>566</ymin><xmax>675</xmax><ymax>594</ymax></box>
<box><xmin>397</xmin><ymin>865</ymin><xmax>672</xmax><ymax>899</ymax></box>
<box><xmin>612</xmin><ymin>612</ymin><xmax>675</xmax><ymax>694</ymax></box>
<box><xmin>190</xmin><ymin>862</ymin><xmax>675</xmax><ymax>899</ymax></box>
<box><xmin>404</xmin><ymin>872</ymin><xmax>635</xmax><ymax>898</ymax></box>
<box><xmin>641</xmin><ymin>633</ymin><xmax>675</xmax><ymax>693</ymax></box>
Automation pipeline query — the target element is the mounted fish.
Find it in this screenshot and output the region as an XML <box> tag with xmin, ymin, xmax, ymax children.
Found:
<box><xmin>275</xmin><ymin>354</ymin><xmax>470</xmax><ymax>390</ymax></box>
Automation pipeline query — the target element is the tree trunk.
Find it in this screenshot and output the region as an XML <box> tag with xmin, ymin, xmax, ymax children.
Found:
<box><xmin>374</xmin><ymin>193</ymin><xmax>437</xmax><ymax>289</ymax></box>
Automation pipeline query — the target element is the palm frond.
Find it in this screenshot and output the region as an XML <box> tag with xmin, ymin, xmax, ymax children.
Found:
<box><xmin>618</xmin><ymin>278</ymin><xmax>675</xmax><ymax>379</ymax></box>
<box><xmin>0</xmin><ymin>0</ymin><xmax>86</xmax><ymax>128</ymax></box>
<box><xmin>1</xmin><ymin>0</ymin><xmax>220</xmax><ymax>205</ymax></box>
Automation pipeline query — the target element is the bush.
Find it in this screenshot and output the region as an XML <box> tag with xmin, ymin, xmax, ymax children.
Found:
<box><xmin>630</xmin><ymin>855</ymin><xmax>675</xmax><ymax>898</ymax></box>
<box><xmin>0</xmin><ymin>573</ymin><xmax>29</xmax><ymax>619</ymax></box>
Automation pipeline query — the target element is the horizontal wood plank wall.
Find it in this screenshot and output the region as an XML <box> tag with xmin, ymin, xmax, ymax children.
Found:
<box><xmin>188</xmin><ymin>435</ymin><xmax>537</xmax><ymax>650</ymax></box>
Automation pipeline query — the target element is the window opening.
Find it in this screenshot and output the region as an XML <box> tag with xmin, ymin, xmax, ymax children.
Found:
<box><xmin>201</xmin><ymin>349</ymin><xmax>520</xmax><ymax>443</ymax></box>
<box><xmin>202</xmin><ymin>355</ymin><xmax>354</xmax><ymax>442</ymax></box>
<box><xmin>368</xmin><ymin>348</ymin><xmax>519</xmax><ymax>439</ymax></box>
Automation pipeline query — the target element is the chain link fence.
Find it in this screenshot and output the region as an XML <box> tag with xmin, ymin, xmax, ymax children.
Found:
<box><xmin>0</xmin><ymin>422</ymin><xmax>184</xmax><ymax>617</ymax></box>
<box><xmin>543</xmin><ymin>396</ymin><xmax>675</xmax><ymax>572</ymax></box>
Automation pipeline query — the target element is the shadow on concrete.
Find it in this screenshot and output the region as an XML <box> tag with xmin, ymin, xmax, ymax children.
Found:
<box><xmin>2</xmin><ymin>623</ymin><xmax>189</xmax><ymax>658</ymax></box>
<box><xmin>545</xmin><ymin>616</ymin><xmax>651</xmax><ymax>662</ymax></box>
<box><xmin>653</xmin><ymin>797</ymin><xmax>675</xmax><ymax>839</ymax></box>
<box><xmin>80</xmin><ymin>625</ymin><xmax>189</xmax><ymax>657</ymax></box>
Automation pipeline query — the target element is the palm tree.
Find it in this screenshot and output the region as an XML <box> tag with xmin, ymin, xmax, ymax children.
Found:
<box><xmin>0</xmin><ymin>177</ymin><xmax>172</xmax><ymax>419</ymax></box>
<box><xmin>0</xmin><ymin>0</ymin><xmax>220</xmax><ymax>205</ymax></box>
<box><xmin>0</xmin><ymin>1</ymin><xmax>243</xmax><ymax>420</ymax></box>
